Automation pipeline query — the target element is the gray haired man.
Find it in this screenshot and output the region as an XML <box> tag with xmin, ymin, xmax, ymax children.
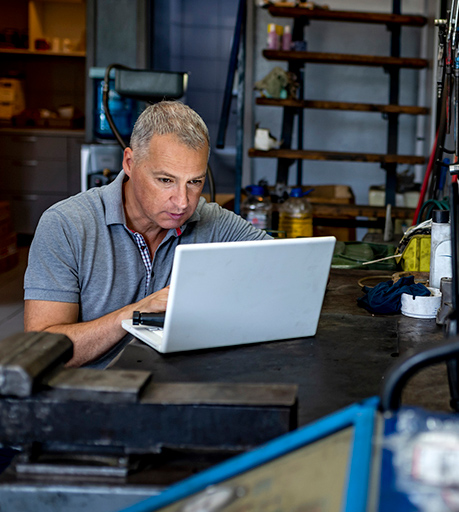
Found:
<box><xmin>24</xmin><ymin>101</ymin><xmax>270</xmax><ymax>368</ymax></box>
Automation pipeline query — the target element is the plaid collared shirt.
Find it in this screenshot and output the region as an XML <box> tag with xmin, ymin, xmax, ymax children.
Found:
<box><xmin>130</xmin><ymin>230</ymin><xmax>152</xmax><ymax>294</ymax></box>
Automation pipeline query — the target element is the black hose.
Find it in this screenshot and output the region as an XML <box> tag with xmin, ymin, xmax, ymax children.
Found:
<box><xmin>102</xmin><ymin>64</ymin><xmax>132</xmax><ymax>150</ymax></box>
<box><xmin>207</xmin><ymin>163</ymin><xmax>216</xmax><ymax>203</ymax></box>
<box><xmin>380</xmin><ymin>338</ymin><xmax>459</xmax><ymax>412</ymax></box>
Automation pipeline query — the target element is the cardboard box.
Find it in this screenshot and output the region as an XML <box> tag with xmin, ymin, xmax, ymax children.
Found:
<box><xmin>305</xmin><ymin>185</ymin><xmax>356</xmax><ymax>241</ymax></box>
<box><xmin>202</xmin><ymin>193</ymin><xmax>235</xmax><ymax>210</ymax></box>
<box><xmin>0</xmin><ymin>79</ymin><xmax>25</xmax><ymax>120</ymax></box>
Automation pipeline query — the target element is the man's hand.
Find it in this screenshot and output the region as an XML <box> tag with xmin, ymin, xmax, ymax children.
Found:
<box><xmin>124</xmin><ymin>286</ymin><xmax>170</xmax><ymax>317</ymax></box>
<box><xmin>24</xmin><ymin>286</ymin><xmax>170</xmax><ymax>368</ymax></box>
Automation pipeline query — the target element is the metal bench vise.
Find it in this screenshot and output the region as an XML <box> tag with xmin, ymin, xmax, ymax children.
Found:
<box><xmin>0</xmin><ymin>332</ymin><xmax>297</xmax><ymax>477</ymax></box>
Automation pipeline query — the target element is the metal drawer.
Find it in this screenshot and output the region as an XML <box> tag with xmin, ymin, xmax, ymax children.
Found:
<box><xmin>0</xmin><ymin>159</ymin><xmax>67</xmax><ymax>193</ymax></box>
<box><xmin>0</xmin><ymin>135</ymin><xmax>67</xmax><ymax>160</ymax></box>
<box><xmin>0</xmin><ymin>194</ymin><xmax>66</xmax><ymax>235</ymax></box>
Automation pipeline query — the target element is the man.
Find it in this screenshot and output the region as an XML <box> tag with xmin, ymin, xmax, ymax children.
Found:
<box><xmin>24</xmin><ymin>101</ymin><xmax>271</xmax><ymax>368</ymax></box>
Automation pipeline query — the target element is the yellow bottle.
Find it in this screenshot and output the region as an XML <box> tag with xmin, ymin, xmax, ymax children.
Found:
<box><xmin>278</xmin><ymin>187</ymin><xmax>313</xmax><ymax>238</ymax></box>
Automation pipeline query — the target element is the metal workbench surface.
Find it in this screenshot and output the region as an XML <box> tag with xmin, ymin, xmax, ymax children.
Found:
<box><xmin>111</xmin><ymin>269</ymin><xmax>449</xmax><ymax>426</ymax></box>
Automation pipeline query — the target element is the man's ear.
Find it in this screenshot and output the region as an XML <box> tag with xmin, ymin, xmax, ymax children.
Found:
<box><xmin>123</xmin><ymin>147</ymin><xmax>134</xmax><ymax>178</ymax></box>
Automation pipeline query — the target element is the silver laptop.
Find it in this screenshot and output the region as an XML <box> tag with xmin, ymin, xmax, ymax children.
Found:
<box><xmin>121</xmin><ymin>236</ymin><xmax>336</xmax><ymax>353</ymax></box>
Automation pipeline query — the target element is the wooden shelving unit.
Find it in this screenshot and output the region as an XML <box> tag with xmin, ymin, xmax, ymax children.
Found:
<box><xmin>0</xmin><ymin>0</ymin><xmax>86</xmax><ymax>233</ymax></box>
<box><xmin>262</xmin><ymin>49</ymin><xmax>428</xmax><ymax>69</ymax></box>
<box><xmin>255</xmin><ymin>97</ymin><xmax>429</xmax><ymax>116</ymax></box>
<box><xmin>266</xmin><ymin>6</ymin><xmax>427</xmax><ymax>26</ymax></box>
<box><xmin>249</xmin><ymin>3</ymin><xmax>430</xmax><ymax>229</ymax></box>
<box><xmin>248</xmin><ymin>148</ymin><xmax>426</xmax><ymax>165</ymax></box>
<box><xmin>0</xmin><ymin>48</ymin><xmax>85</xmax><ymax>57</ymax></box>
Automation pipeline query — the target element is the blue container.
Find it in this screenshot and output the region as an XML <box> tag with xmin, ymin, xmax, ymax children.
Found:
<box><xmin>93</xmin><ymin>78</ymin><xmax>136</xmax><ymax>140</ymax></box>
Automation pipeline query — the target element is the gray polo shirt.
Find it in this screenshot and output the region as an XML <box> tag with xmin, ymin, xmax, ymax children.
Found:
<box><xmin>24</xmin><ymin>171</ymin><xmax>271</xmax><ymax>368</ymax></box>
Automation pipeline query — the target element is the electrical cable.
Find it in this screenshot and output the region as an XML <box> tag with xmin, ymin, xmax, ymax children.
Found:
<box><xmin>412</xmin><ymin>130</ymin><xmax>439</xmax><ymax>225</ymax></box>
<box><xmin>206</xmin><ymin>163</ymin><xmax>216</xmax><ymax>203</ymax></box>
<box><xmin>416</xmin><ymin>197</ymin><xmax>449</xmax><ymax>224</ymax></box>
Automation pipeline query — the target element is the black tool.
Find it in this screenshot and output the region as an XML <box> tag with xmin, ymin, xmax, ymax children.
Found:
<box><xmin>132</xmin><ymin>310</ymin><xmax>165</xmax><ymax>327</ymax></box>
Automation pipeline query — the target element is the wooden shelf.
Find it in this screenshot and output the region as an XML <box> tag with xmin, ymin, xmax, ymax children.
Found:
<box><xmin>255</xmin><ymin>97</ymin><xmax>429</xmax><ymax>115</ymax></box>
<box><xmin>267</xmin><ymin>6</ymin><xmax>427</xmax><ymax>27</ymax></box>
<box><xmin>263</xmin><ymin>50</ymin><xmax>429</xmax><ymax>69</ymax></box>
<box><xmin>0</xmin><ymin>48</ymin><xmax>85</xmax><ymax>57</ymax></box>
<box><xmin>312</xmin><ymin>202</ymin><xmax>415</xmax><ymax>220</ymax></box>
<box><xmin>248</xmin><ymin>148</ymin><xmax>426</xmax><ymax>165</ymax></box>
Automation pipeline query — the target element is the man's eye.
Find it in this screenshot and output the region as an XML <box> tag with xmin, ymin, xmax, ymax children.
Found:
<box><xmin>159</xmin><ymin>178</ymin><xmax>172</xmax><ymax>183</ymax></box>
<box><xmin>189</xmin><ymin>180</ymin><xmax>203</xmax><ymax>185</ymax></box>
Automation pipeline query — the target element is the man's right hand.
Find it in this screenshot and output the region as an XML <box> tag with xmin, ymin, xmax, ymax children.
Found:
<box><xmin>124</xmin><ymin>286</ymin><xmax>170</xmax><ymax>317</ymax></box>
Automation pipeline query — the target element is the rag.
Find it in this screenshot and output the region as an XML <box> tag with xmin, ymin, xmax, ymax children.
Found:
<box><xmin>357</xmin><ymin>276</ymin><xmax>431</xmax><ymax>314</ymax></box>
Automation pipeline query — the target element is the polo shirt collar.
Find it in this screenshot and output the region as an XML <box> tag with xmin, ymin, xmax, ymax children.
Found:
<box><xmin>103</xmin><ymin>170</ymin><xmax>127</xmax><ymax>226</ymax></box>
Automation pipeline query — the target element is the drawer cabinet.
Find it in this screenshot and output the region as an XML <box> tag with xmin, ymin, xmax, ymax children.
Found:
<box><xmin>0</xmin><ymin>129</ymin><xmax>84</xmax><ymax>234</ymax></box>
<box><xmin>2</xmin><ymin>160</ymin><xmax>68</xmax><ymax>193</ymax></box>
<box><xmin>0</xmin><ymin>135</ymin><xmax>68</xmax><ymax>160</ymax></box>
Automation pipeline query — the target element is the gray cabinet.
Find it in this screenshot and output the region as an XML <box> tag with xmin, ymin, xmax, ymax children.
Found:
<box><xmin>0</xmin><ymin>129</ymin><xmax>84</xmax><ymax>234</ymax></box>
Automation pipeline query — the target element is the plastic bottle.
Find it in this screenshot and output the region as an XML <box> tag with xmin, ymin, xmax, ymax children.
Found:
<box><xmin>241</xmin><ymin>185</ymin><xmax>272</xmax><ymax>230</ymax></box>
<box><xmin>278</xmin><ymin>187</ymin><xmax>313</xmax><ymax>238</ymax></box>
<box><xmin>429</xmin><ymin>209</ymin><xmax>452</xmax><ymax>289</ymax></box>
<box><xmin>282</xmin><ymin>25</ymin><xmax>292</xmax><ymax>51</ymax></box>
<box><xmin>267</xmin><ymin>23</ymin><xmax>280</xmax><ymax>50</ymax></box>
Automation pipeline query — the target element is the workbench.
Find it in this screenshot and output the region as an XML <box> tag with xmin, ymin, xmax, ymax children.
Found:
<box><xmin>0</xmin><ymin>269</ymin><xmax>453</xmax><ymax>512</ymax></box>
<box><xmin>111</xmin><ymin>268</ymin><xmax>450</xmax><ymax>426</ymax></box>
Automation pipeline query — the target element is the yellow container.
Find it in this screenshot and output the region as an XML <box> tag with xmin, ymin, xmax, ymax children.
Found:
<box><xmin>397</xmin><ymin>234</ymin><xmax>431</xmax><ymax>272</ymax></box>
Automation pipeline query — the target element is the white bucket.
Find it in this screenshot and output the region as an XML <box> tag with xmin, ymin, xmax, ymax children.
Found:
<box><xmin>401</xmin><ymin>287</ymin><xmax>442</xmax><ymax>319</ymax></box>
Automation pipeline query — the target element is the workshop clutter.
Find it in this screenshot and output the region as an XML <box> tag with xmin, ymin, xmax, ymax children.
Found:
<box><xmin>278</xmin><ymin>187</ymin><xmax>313</xmax><ymax>238</ymax></box>
<box><xmin>357</xmin><ymin>275</ymin><xmax>431</xmax><ymax>315</ymax></box>
<box><xmin>267</xmin><ymin>23</ymin><xmax>298</xmax><ymax>51</ymax></box>
<box><xmin>241</xmin><ymin>183</ymin><xmax>355</xmax><ymax>239</ymax></box>
<box><xmin>254</xmin><ymin>67</ymin><xmax>299</xmax><ymax>99</ymax></box>
<box><xmin>332</xmin><ymin>242</ymin><xmax>397</xmax><ymax>271</ymax></box>
<box><xmin>306</xmin><ymin>185</ymin><xmax>355</xmax><ymax>240</ymax></box>
<box><xmin>429</xmin><ymin>210</ymin><xmax>452</xmax><ymax>288</ymax></box>
<box><xmin>254</xmin><ymin>126</ymin><xmax>281</xmax><ymax>151</ymax></box>
<box><xmin>394</xmin><ymin>216</ymin><xmax>449</xmax><ymax>274</ymax></box>
<box><xmin>241</xmin><ymin>185</ymin><xmax>273</xmax><ymax>230</ymax></box>
<box><xmin>400</xmin><ymin>287</ymin><xmax>442</xmax><ymax>319</ymax></box>
<box><xmin>0</xmin><ymin>78</ymin><xmax>25</xmax><ymax>120</ymax></box>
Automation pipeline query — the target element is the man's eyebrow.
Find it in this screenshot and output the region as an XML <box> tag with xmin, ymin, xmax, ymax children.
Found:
<box><xmin>152</xmin><ymin>170</ymin><xmax>207</xmax><ymax>179</ymax></box>
<box><xmin>152</xmin><ymin>170</ymin><xmax>175</xmax><ymax>177</ymax></box>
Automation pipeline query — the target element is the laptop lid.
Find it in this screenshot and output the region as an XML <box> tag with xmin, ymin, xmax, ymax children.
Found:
<box><xmin>156</xmin><ymin>236</ymin><xmax>336</xmax><ymax>353</ymax></box>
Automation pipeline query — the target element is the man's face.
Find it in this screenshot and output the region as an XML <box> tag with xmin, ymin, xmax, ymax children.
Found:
<box><xmin>123</xmin><ymin>133</ymin><xmax>208</xmax><ymax>233</ymax></box>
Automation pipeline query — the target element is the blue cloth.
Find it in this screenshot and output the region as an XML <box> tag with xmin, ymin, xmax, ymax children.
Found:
<box><xmin>357</xmin><ymin>276</ymin><xmax>431</xmax><ymax>314</ymax></box>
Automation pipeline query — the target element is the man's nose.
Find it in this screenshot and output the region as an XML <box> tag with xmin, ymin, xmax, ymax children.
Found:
<box><xmin>172</xmin><ymin>185</ymin><xmax>188</xmax><ymax>209</ymax></box>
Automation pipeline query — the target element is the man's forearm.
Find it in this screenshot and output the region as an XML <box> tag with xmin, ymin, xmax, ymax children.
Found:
<box><xmin>24</xmin><ymin>287</ymin><xmax>169</xmax><ymax>367</ymax></box>
<box><xmin>43</xmin><ymin>308</ymin><xmax>129</xmax><ymax>367</ymax></box>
